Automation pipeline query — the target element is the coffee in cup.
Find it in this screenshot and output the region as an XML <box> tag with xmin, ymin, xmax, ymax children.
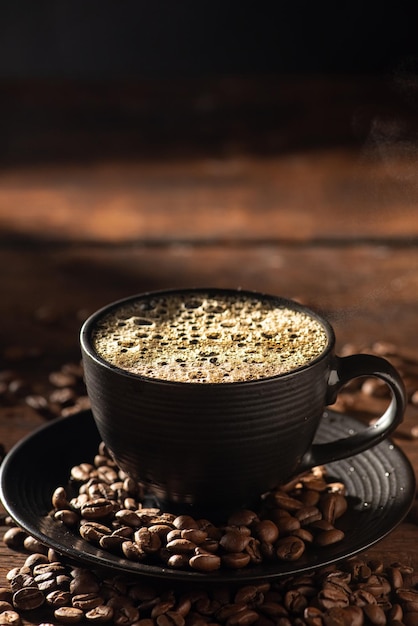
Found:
<box><xmin>91</xmin><ymin>291</ymin><xmax>329</xmax><ymax>383</ymax></box>
<box><xmin>80</xmin><ymin>288</ymin><xmax>406</xmax><ymax>514</ymax></box>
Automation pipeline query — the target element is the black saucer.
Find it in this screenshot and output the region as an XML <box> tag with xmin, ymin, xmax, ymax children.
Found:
<box><xmin>0</xmin><ymin>409</ymin><xmax>415</xmax><ymax>583</ymax></box>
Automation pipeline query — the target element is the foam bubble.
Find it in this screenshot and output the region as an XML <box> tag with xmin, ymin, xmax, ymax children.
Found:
<box><xmin>92</xmin><ymin>292</ymin><xmax>328</xmax><ymax>383</ymax></box>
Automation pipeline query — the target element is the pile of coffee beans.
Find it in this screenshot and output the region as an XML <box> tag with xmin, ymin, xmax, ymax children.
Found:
<box><xmin>49</xmin><ymin>446</ymin><xmax>349</xmax><ymax>573</ymax></box>
<box><xmin>2</xmin><ymin>522</ymin><xmax>418</xmax><ymax>625</ymax></box>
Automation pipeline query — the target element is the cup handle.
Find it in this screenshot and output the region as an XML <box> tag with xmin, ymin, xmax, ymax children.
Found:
<box><xmin>300</xmin><ymin>353</ymin><xmax>406</xmax><ymax>470</ymax></box>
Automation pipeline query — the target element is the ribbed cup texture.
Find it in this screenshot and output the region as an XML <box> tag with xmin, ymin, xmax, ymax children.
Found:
<box><xmin>82</xmin><ymin>355</ymin><xmax>329</xmax><ymax>512</ymax></box>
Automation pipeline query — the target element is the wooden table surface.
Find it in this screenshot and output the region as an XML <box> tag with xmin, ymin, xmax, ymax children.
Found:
<box><xmin>1</xmin><ymin>75</ymin><xmax>418</xmax><ymax>624</ymax></box>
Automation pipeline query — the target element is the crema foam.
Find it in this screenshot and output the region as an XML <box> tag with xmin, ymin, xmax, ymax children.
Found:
<box><xmin>92</xmin><ymin>292</ymin><xmax>328</xmax><ymax>383</ymax></box>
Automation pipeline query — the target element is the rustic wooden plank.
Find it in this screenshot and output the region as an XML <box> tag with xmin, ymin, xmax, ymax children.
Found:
<box><xmin>1</xmin><ymin>76</ymin><xmax>418</xmax><ymax>243</ymax></box>
<box><xmin>1</xmin><ymin>149</ymin><xmax>418</xmax><ymax>242</ymax></box>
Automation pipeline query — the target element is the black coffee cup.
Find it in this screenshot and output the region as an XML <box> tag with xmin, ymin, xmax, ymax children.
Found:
<box><xmin>80</xmin><ymin>288</ymin><xmax>406</xmax><ymax>514</ymax></box>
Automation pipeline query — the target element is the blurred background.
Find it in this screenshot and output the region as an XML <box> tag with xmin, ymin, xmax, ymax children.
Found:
<box><xmin>1</xmin><ymin>2</ymin><xmax>416</xmax><ymax>78</ymax></box>
<box><xmin>1</xmin><ymin>1</ymin><xmax>418</xmax><ymax>368</ymax></box>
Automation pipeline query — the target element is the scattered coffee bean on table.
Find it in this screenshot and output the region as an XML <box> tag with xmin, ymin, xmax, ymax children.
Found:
<box><xmin>2</xmin><ymin>523</ymin><xmax>418</xmax><ymax>625</ymax></box>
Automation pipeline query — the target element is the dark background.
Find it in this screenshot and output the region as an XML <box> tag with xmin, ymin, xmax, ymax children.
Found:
<box><xmin>0</xmin><ymin>1</ymin><xmax>417</xmax><ymax>78</ymax></box>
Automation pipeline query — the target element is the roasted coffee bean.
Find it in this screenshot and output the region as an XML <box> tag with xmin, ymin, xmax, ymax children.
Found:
<box><xmin>189</xmin><ymin>553</ymin><xmax>221</xmax><ymax>572</ymax></box>
<box><xmin>23</xmin><ymin>553</ymin><xmax>49</xmax><ymax>569</ymax></box>
<box><xmin>227</xmin><ymin>510</ymin><xmax>259</xmax><ymax>527</ymax></box>
<box><xmin>199</xmin><ymin>538</ymin><xmax>219</xmax><ymax>553</ymax></box>
<box><xmin>272</xmin><ymin>492</ymin><xmax>304</xmax><ymax>511</ymax></box>
<box><xmin>96</xmin><ymin>466</ymin><xmax>119</xmax><ymax>485</ymax></box>
<box><xmin>159</xmin><ymin>611</ymin><xmax>187</xmax><ymax>626</ymax></box>
<box><xmin>388</xmin><ymin>603</ymin><xmax>404</xmax><ymax>622</ymax></box>
<box><xmin>54</xmin><ymin>606</ymin><xmax>84</xmax><ymax>623</ymax></box>
<box><xmin>363</xmin><ymin>603</ymin><xmax>387</xmax><ymax>624</ymax></box>
<box><xmin>388</xmin><ymin>566</ymin><xmax>404</xmax><ymax>590</ymax></box>
<box><xmin>121</xmin><ymin>540</ymin><xmax>146</xmax><ymax>561</ymax></box>
<box><xmin>219</xmin><ymin>530</ymin><xmax>250</xmax><ymax>553</ymax></box>
<box><xmin>69</xmin><ymin>572</ymin><xmax>100</xmax><ymax>595</ymax></box>
<box><xmin>319</xmin><ymin>493</ymin><xmax>348</xmax><ymax>523</ymax></box>
<box><xmin>0</xmin><ymin>609</ymin><xmax>21</xmax><ymax>625</ymax></box>
<box><xmin>23</xmin><ymin>535</ymin><xmax>48</xmax><ymax>554</ymax></box>
<box><xmin>5</xmin><ymin>569</ymin><xmax>21</xmax><ymax>583</ymax></box>
<box><xmin>245</xmin><ymin>538</ymin><xmax>263</xmax><ymax>564</ymax></box>
<box><xmin>167</xmin><ymin>554</ymin><xmax>190</xmax><ymax>569</ymax></box>
<box><xmin>291</xmin><ymin>528</ymin><xmax>314</xmax><ymax>544</ymax></box>
<box><xmin>10</xmin><ymin>573</ymin><xmax>35</xmax><ymax>593</ymax></box>
<box><xmin>134</xmin><ymin>527</ymin><xmax>162</xmax><ymax>553</ymax></box>
<box><xmin>322</xmin><ymin>606</ymin><xmax>361</xmax><ymax>626</ymax></box>
<box><xmin>114</xmin><ymin>509</ymin><xmax>142</xmax><ymax>528</ymax></box>
<box><xmin>299</xmin><ymin>489</ymin><xmax>321</xmax><ymax>507</ymax></box>
<box><xmin>234</xmin><ymin>585</ymin><xmax>265</xmax><ymax>607</ymax></box>
<box><xmin>79</xmin><ymin>522</ymin><xmax>111</xmax><ymax>543</ymax></box>
<box><xmin>350</xmin><ymin>588</ymin><xmax>378</xmax><ymax>607</ymax></box>
<box><xmin>71</xmin><ymin>463</ymin><xmax>96</xmax><ymax>482</ymax></box>
<box><xmin>85</xmin><ymin>604</ymin><xmax>114</xmax><ymax>622</ymax></box>
<box><xmin>226</xmin><ymin>608</ymin><xmax>259</xmax><ymax>625</ymax></box>
<box><xmin>359</xmin><ymin>574</ymin><xmax>391</xmax><ymax>597</ymax></box>
<box><xmin>317</xmin><ymin>583</ymin><xmax>350</xmax><ymax>610</ymax></box>
<box><xmin>252</xmin><ymin>520</ymin><xmax>279</xmax><ymax>544</ymax></box>
<box><xmin>276</xmin><ymin>536</ymin><xmax>305</xmax><ymax>561</ymax></box>
<box><xmin>274</xmin><ymin>514</ymin><xmax>301</xmax><ymax>535</ymax></box>
<box><xmin>148</xmin><ymin>524</ymin><xmax>174</xmax><ymax>541</ymax></box>
<box><xmin>150</xmin><ymin>598</ymin><xmax>176</xmax><ymax>618</ymax></box>
<box><xmin>258</xmin><ymin>596</ymin><xmax>288</xmax><ymax>623</ymax></box>
<box><xmin>301</xmin><ymin>476</ymin><xmax>328</xmax><ymax>492</ymax></box>
<box><xmin>396</xmin><ymin>587</ymin><xmax>418</xmax><ymax>611</ymax></box>
<box><xmin>221</xmin><ymin>552</ymin><xmax>251</xmax><ymax>569</ymax></box>
<box><xmin>33</xmin><ymin>562</ymin><xmax>66</xmax><ymax>577</ymax></box>
<box><xmin>166</xmin><ymin>537</ymin><xmax>196</xmax><ymax>554</ymax></box>
<box><xmin>54</xmin><ymin>509</ymin><xmax>80</xmax><ymax>526</ymax></box>
<box><xmin>347</xmin><ymin>559</ymin><xmax>373</xmax><ymax>581</ymax></box>
<box><xmin>46</xmin><ymin>590</ymin><xmax>72</xmax><ymax>607</ymax></box>
<box><xmin>87</xmin><ymin>481</ymin><xmax>114</xmax><ymax>501</ymax></box>
<box><xmin>284</xmin><ymin>589</ymin><xmax>307</xmax><ymax>613</ymax></box>
<box><xmin>71</xmin><ymin>593</ymin><xmax>104</xmax><ymax>611</ymax></box>
<box><xmin>173</xmin><ymin>515</ymin><xmax>199</xmax><ymax>530</ymax></box>
<box><xmin>2</xmin><ymin>528</ymin><xmax>27</xmax><ymax>550</ymax></box>
<box><xmin>99</xmin><ymin>534</ymin><xmax>126</xmax><ymax>552</ymax></box>
<box><xmin>295</xmin><ymin>505</ymin><xmax>322</xmax><ymax>526</ymax></box>
<box><xmin>80</xmin><ymin>498</ymin><xmax>115</xmax><ymax>520</ymax></box>
<box><xmin>315</xmin><ymin>528</ymin><xmax>345</xmax><ymax>547</ymax></box>
<box><xmin>259</xmin><ymin>541</ymin><xmax>275</xmax><ymax>563</ymax></box>
<box><xmin>180</xmin><ymin>529</ymin><xmax>207</xmax><ymax>544</ymax></box>
<box><xmin>108</xmin><ymin>601</ymin><xmax>139</xmax><ymax>624</ymax></box>
<box><xmin>12</xmin><ymin>587</ymin><xmax>45</xmax><ymax>610</ymax></box>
